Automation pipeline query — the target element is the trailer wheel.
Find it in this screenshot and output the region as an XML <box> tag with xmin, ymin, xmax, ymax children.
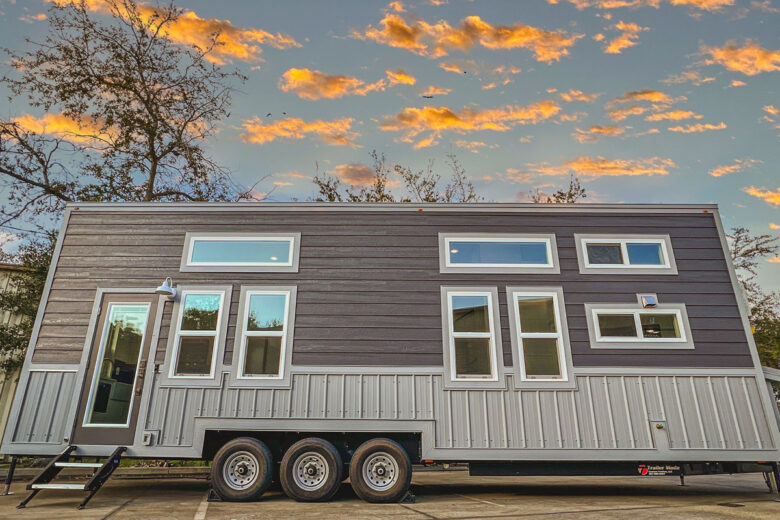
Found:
<box><xmin>211</xmin><ymin>437</ymin><xmax>273</xmax><ymax>501</ymax></box>
<box><xmin>349</xmin><ymin>438</ymin><xmax>412</xmax><ymax>503</ymax></box>
<box><xmin>280</xmin><ymin>437</ymin><xmax>343</xmax><ymax>502</ymax></box>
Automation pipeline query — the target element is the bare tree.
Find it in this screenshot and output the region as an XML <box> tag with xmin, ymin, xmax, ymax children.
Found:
<box><xmin>529</xmin><ymin>174</ymin><xmax>587</xmax><ymax>203</ymax></box>
<box><xmin>312</xmin><ymin>151</ymin><xmax>482</xmax><ymax>203</ymax></box>
<box><xmin>0</xmin><ymin>0</ymin><xmax>254</xmax><ymax>229</ymax></box>
<box><xmin>728</xmin><ymin>227</ymin><xmax>780</xmax><ymax>320</ymax></box>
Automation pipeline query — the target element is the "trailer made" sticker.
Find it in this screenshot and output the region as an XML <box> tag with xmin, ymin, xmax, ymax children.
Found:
<box><xmin>637</xmin><ymin>464</ymin><xmax>681</xmax><ymax>476</ymax></box>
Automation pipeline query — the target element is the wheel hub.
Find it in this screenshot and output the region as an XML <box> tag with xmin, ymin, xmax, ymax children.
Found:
<box><xmin>363</xmin><ymin>452</ymin><xmax>400</xmax><ymax>492</ymax></box>
<box><xmin>293</xmin><ymin>452</ymin><xmax>330</xmax><ymax>491</ymax></box>
<box><xmin>223</xmin><ymin>451</ymin><xmax>260</xmax><ymax>491</ymax></box>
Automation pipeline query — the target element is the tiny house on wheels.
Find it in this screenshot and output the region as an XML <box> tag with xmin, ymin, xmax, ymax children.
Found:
<box><xmin>2</xmin><ymin>202</ymin><xmax>780</xmax><ymax>508</ymax></box>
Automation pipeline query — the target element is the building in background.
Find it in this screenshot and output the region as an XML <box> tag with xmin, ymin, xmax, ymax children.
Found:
<box><xmin>0</xmin><ymin>263</ymin><xmax>27</xmax><ymax>452</ymax></box>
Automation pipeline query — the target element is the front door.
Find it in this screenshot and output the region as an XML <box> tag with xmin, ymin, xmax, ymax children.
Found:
<box><xmin>72</xmin><ymin>293</ymin><xmax>158</xmax><ymax>445</ymax></box>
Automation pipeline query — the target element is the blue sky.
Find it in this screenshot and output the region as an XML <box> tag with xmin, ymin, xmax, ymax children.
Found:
<box><xmin>1</xmin><ymin>0</ymin><xmax>779</xmax><ymax>288</ymax></box>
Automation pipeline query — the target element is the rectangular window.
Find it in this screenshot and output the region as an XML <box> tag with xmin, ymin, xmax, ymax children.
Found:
<box><xmin>169</xmin><ymin>290</ymin><xmax>225</xmax><ymax>378</ymax></box>
<box><xmin>510</xmin><ymin>290</ymin><xmax>568</xmax><ymax>382</ymax></box>
<box><xmin>594</xmin><ymin>310</ymin><xmax>684</xmax><ymax>342</ymax></box>
<box><xmin>236</xmin><ymin>290</ymin><xmax>292</xmax><ymax>379</ymax></box>
<box><xmin>181</xmin><ymin>233</ymin><xmax>300</xmax><ymax>272</ymax></box>
<box><xmin>445</xmin><ymin>290</ymin><xmax>499</xmax><ymax>381</ymax></box>
<box><xmin>439</xmin><ymin>233</ymin><xmax>559</xmax><ymax>274</ymax></box>
<box><xmin>575</xmin><ymin>234</ymin><xmax>676</xmax><ymax>274</ymax></box>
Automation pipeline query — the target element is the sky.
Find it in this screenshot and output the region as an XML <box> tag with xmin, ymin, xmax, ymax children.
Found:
<box><xmin>0</xmin><ymin>0</ymin><xmax>779</xmax><ymax>289</ymax></box>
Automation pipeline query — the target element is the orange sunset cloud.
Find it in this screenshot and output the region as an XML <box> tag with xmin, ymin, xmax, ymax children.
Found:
<box><xmin>645</xmin><ymin>110</ymin><xmax>702</xmax><ymax>121</ymax></box>
<box><xmin>709</xmin><ymin>158</ymin><xmax>761</xmax><ymax>177</ymax></box>
<box><xmin>559</xmin><ymin>89</ymin><xmax>601</xmax><ymax>102</ymax></box>
<box><xmin>421</xmin><ymin>86</ymin><xmax>452</xmax><ymax>96</ymax></box>
<box><xmin>240</xmin><ymin>117</ymin><xmax>360</xmax><ymax>147</ymax></box>
<box><xmin>525</xmin><ymin>155</ymin><xmax>676</xmax><ymax>179</ymax></box>
<box><xmin>603</xmin><ymin>21</ymin><xmax>649</xmax><ymax>54</ymax></box>
<box><xmin>59</xmin><ymin>0</ymin><xmax>299</xmax><ymax>65</ymax></box>
<box><xmin>329</xmin><ymin>163</ymin><xmax>378</xmax><ymax>186</ymax></box>
<box><xmin>667</xmin><ymin>122</ymin><xmax>726</xmax><ymax>133</ymax></box>
<box><xmin>743</xmin><ymin>186</ymin><xmax>780</xmax><ymax>207</ymax></box>
<box><xmin>278</xmin><ymin>68</ymin><xmax>415</xmax><ymax>100</ymax></box>
<box><xmin>572</xmin><ymin>125</ymin><xmax>626</xmax><ymax>143</ymax></box>
<box><xmin>702</xmin><ymin>40</ymin><xmax>780</xmax><ymax>76</ymax></box>
<box><xmin>379</xmin><ymin>100</ymin><xmax>561</xmax><ymax>149</ymax></box>
<box><xmin>12</xmin><ymin>113</ymin><xmax>114</xmax><ymax>145</ymax></box>
<box><xmin>549</xmin><ymin>0</ymin><xmax>734</xmax><ymax>11</ymax></box>
<box><xmin>353</xmin><ymin>12</ymin><xmax>582</xmax><ymax>63</ymax></box>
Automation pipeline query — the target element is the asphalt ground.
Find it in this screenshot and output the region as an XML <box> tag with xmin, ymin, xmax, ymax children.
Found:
<box><xmin>0</xmin><ymin>470</ymin><xmax>778</xmax><ymax>519</ymax></box>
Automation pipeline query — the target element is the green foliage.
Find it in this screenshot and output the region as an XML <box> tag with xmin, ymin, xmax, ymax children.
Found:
<box><xmin>0</xmin><ymin>233</ymin><xmax>54</xmax><ymax>375</ymax></box>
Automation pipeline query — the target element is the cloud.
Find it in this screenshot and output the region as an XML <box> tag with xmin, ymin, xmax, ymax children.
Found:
<box><xmin>524</xmin><ymin>155</ymin><xmax>676</xmax><ymax>179</ymax></box>
<box><xmin>743</xmin><ymin>186</ymin><xmax>780</xmax><ymax>207</ymax></box>
<box><xmin>273</xmin><ymin>181</ymin><xmax>294</xmax><ymax>187</ymax></box>
<box><xmin>68</xmin><ymin>0</ymin><xmax>300</xmax><ymax>65</ymax></box>
<box><xmin>549</xmin><ymin>0</ymin><xmax>734</xmax><ymax>11</ymax></box>
<box><xmin>709</xmin><ymin>158</ymin><xmax>761</xmax><ymax>177</ymax></box>
<box><xmin>386</xmin><ymin>68</ymin><xmax>416</xmax><ymax>85</ymax></box>
<box><xmin>558</xmin><ymin>111</ymin><xmax>588</xmax><ymax>122</ymax></box>
<box><xmin>751</xmin><ymin>0</ymin><xmax>779</xmax><ymax>13</ymax></box>
<box><xmin>421</xmin><ymin>85</ymin><xmax>452</xmax><ymax>96</ymax></box>
<box><xmin>278</xmin><ymin>68</ymin><xmax>414</xmax><ymax>100</ymax></box>
<box><xmin>729</xmin><ymin>79</ymin><xmax>747</xmax><ymax>87</ymax></box>
<box><xmin>572</xmin><ymin>125</ymin><xmax>626</xmax><ymax>143</ymax></box>
<box><xmin>660</xmin><ymin>70</ymin><xmax>715</xmax><ymax>86</ymax></box>
<box><xmin>482</xmin><ymin>82</ymin><xmax>497</xmax><ymax>90</ymax></box>
<box><xmin>607</xmin><ymin>105</ymin><xmax>648</xmax><ymax>121</ymax></box>
<box><xmin>278</xmin><ymin>68</ymin><xmax>385</xmax><ymax>100</ymax></box>
<box><xmin>701</xmin><ymin>40</ymin><xmax>780</xmax><ymax>76</ymax></box>
<box><xmin>769</xmin><ymin>222</ymin><xmax>780</xmax><ymax>230</ymax></box>
<box><xmin>12</xmin><ymin>113</ymin><xmax>113</xmax><ymax>145</ymax></box>
<box><xmin>768</xmin><ymin>256</ymin><xmax>780</xmax><ymax>263</ymax></box>
<box><xmin>329</xmin><ymin>163</ymin><xmax>377</xmax><ymax>186</ymax></box>
<box><xmin>603</xmin><ymin>21</ymin><xmax>649</xmax><ymax>54</ymax></box>
<box><xmin>607</xmin><ymin>89</ymin><xmax>675</xmax><ymax>106</ymax></box>
<box><xmin>764</xmin><ymin>105</ymin><xmax>779</xmax><ymax>116</ymax></box>
<box><xmin>276</xmin><ymin>171</ymin><xmax>310</xmax><ymax>179</ymax></box>
<box><xmin>352</xmin><ymin>12</ymin><xmax>582</xmax><ymax>63</ymax></box>
<box><xmin>19</xmin><ymin>12</ymin><xmax>46</xmax><ymax>23</ymax></box>
<box><xmin>559</xmin><ymin>89</ymin><xmax>600</xmax><ymax>102</ymax></box>
<box><xmin>667</xmin><ymin>122</ymin><xmax>726</xmax><ymax>133</ymax></box>
<box><xmin>439</xmin><ymin>60</ymin><xmax>477</xmax><ymax>74</ymax></box>
<box><xmin>386</xmin><ymin>1</ymin><xmax>405</xmax><ymax>12</ymax></box>
<box><xmin>645</xmin><ymin>110</ymin><xmax>702</xmax><ymax>121</ymax></box>
<box><xmin>240</xmin><ymin>116</ymin><xmax>360</xmax><ymax>147</ymax></box>
<box><xmin>454</xmin><ymin>140</ymin><xmax>499</xmax><ymax>153</ymax></box>
<box><xmin>378</xmin><ymin>100</ymin><xmax>561</xmax><ymax>148</ymax></box>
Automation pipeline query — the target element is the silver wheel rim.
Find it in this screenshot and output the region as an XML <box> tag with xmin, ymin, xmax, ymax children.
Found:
<box><xmin>224</xmin><ymin>451</ymin><xmax>259</xmax><ymax>490</ymax></box>
<box><xmin>292</xmin><ymin>451</ymin><xmax>330</xmax><ymax>491</ymax></box>
<box><xmin>362</xmin><ymin>452</ymin><xmax>399</xmax><ymax>492</ymax></box>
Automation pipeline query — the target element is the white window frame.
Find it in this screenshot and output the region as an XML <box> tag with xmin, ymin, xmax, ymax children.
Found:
<box><xmin>236</xmin><ymin>289</ymin><xmax>292</xmax><ymax>380</ymax></box>
<box><xmin>439</xmin><ymin>233</ymin><xmax>560</xmax><ymax>274</ymax></box>
<box><xmin>592</xmin><ymin>308</ymin><xmax>686</xmax><ymax>344</ymax></box>
<box><xmin>82</xmin><ymin>302</ymin><xmax>151</xmax><ymax>428</ymax></box>
<box><xmin>506</xmin><ymin>286</ymin><xmax>575</xmax><ymax>389</ymax></box>
<box><xmin>180</xmin><ymin>232</ymin><xmax>301</xmax><ymax>273</ymax></box>
<box><xmin>443</xmin><ymin>289</ymin><xmax>501</xmax><ymax>384</ymax></box>
<box><xmin>575</xmin><ymin>234</ymin><xmax>677</xmax><ymax>275</ymax></box>
<box><xmin>584</xmin><ymin>297</ymin><xmax>694</xmax><ymax>350</ymax></box>
<box><xmin>512</xmin><ymin>290</ymin><xmax>568</xmax><ymax>382</ymax></box>
<box><xmin>168</xmin><ymin>289</ymin><xmax>226</xmax><ymax>379</ymax></box>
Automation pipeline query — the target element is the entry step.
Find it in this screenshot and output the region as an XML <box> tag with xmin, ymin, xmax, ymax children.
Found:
<box><xmin>31</xmin><ymin>483</ymin><xmax>87</xmax><ymax>490</ymax></box>
<box><xmin>54</xmin><ymin>462</ymin><xmax>103</xmax><ymax>468</ymax></box>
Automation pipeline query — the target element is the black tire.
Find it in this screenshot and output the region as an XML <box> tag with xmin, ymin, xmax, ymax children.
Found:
<box><xmin>211</xmin><ymin>437</ymin><xmax>273</xmax><ymax>501</ymax></box>
<box><xmin>280</xmin><ymin>437</ymin><xmax>343</xmax><ymax>502</ymax></box>
<box><xmin>349</xmin><ymin>438</ymin><xmax>412</xmax><ymax>503</ymax></box>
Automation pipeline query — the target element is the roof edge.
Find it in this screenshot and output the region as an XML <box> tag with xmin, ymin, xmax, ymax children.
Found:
<box><xmin>67</xmin><ymin>202</ymin><xmax>719</xmax><ymax>213</ymax></box>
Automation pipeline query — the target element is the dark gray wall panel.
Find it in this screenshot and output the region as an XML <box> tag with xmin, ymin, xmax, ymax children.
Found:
<box><xmin>31</xmin><ymin>209</ymin><xmax>754</xmax><ymax>368</ymax></box>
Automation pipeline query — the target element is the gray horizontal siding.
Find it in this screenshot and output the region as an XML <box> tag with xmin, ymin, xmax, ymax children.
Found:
<box><xmin>32</xmin><ymin>210</ymin><xmax>753</xmax><ymax>368</ymax></box>
<box><xmin>142</xmin><ymin>373</ymin><xmax>774</xmax><ymax>452</ymax></box>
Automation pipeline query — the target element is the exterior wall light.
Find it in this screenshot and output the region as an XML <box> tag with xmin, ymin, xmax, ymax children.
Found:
<box><xmin>155</xmin><ymin>277</ymin><xmax>177</xmax><ymax>299</ymax></box>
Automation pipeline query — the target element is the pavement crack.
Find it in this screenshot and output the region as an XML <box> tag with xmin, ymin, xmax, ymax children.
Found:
<box><xmin>100</xmin><ymin>495</ymin><xmax>138</xmax><ymax>520</ymax></box>
<box><xmin>400</xmin><ymin>503</ymin><xmax>440</xmax><ymax>519</ymax></box>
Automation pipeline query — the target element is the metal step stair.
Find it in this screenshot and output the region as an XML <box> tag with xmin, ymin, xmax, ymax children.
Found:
<box><xmin>17</xmin><ymin>445</ymin><xmax>127</xmax><ymax>509</ymax></box>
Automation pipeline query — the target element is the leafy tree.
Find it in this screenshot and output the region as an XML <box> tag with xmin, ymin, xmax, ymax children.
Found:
<box><xmin>0</xmin><ymin>0</ymin><xmax>258</xmax><ymax>375</ymax></box>
<box><xmin>0</xmin><ymin>0</ymin><xmax>255</xmax><ymax>228</ymax></box>
<box><xmin>312</xmin><ymin>150</ymin><xmax>481</xmax><ymax>203</ymax></box>
<box><xmin>529</xmin><ymin>174</ymin><xmax>587</xmax><ymax>203</ymax></box>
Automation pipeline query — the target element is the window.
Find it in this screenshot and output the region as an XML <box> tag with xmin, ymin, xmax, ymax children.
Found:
<box><xmin>181</xmin><ymin>233</ymin><xmax>301</xmax><ymax>272</ymax></box>
<box><xmin>585</xmin><ymin>299</ymin><xmax>694</xmax><ymax>349</ymax></box>
<box><xmin>442</xmin><ymin>288</ymin><xmax>502</xmax><ymax>385</ymax></box>
<box><xmin>169</xmin><ymin>290</ymin><xmax>226</xmax><ymax>378</ymax></box>
<box><xmin>439</xmin><ymin>233</ymin><xmax>559</xmax><ymax>274</ymax></box>
<box><xmin>506</xmin><ymin>287</ymin><xmax>574</xmax><ymax>388</ymax></box>
<box><xmin>575</xmin><ymin>234</ymin><xmax>677</xmax><ymax>274</ymax></box>
<box><xmin>236</xmin><ymin>290</ymin><xmax>291</xmax><ymax>379</ymax></box>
